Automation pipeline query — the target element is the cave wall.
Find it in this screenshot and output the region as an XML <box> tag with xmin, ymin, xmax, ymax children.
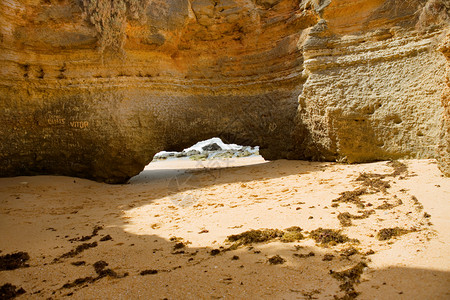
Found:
<box><xmin>0</xmin><ymin>0</ymin><xmax>448</xmax><ymax>182</ymax></box>
<box><xmin>0</xmin><ymin>0</ymin><xmax>316</xmax><ymax>182</ymax></box>
<box><xmin>438</xmin><ymin>30</ymin><xmax>450</xmax><ymax>176</ymax></box>
<box><xmin>297</xmin><ymin>0</ymin><xmax>449</xmax><ymax>163</ymax></box>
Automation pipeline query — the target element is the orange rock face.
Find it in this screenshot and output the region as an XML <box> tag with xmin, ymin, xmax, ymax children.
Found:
<box><xmin>0</xmin><ymin>0</ymin><xmax>448</xmax><ymax>182</ymax></box>
<box><xmin>438</xmin><ymin>31</ymin><xmax>450</xmax><ymax>176</ymax></box>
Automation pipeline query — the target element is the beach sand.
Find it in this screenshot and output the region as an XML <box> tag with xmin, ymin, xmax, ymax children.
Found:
<box><xmin>0</xmin><ymin>157</ymin><xmax>449</xmax><ymax>299</ymax></box>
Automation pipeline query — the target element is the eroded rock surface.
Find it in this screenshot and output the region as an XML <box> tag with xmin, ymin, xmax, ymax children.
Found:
<box><xmin>438</xmin><ymin>30</ymin><xmax>450</xmax><ymax>176</ymax></box>
<box><xmin>0</xmin><ymin>0</ymin><xmax>448</xmax><ymax>182</ymax></box>
<box><xmin>297</xmin><ymin>0</ymin><xmax>449</xmax><ymax>163</ymax></box>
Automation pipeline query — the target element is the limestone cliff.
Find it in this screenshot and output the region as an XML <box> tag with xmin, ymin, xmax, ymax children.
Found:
<box><xmin>297</xmin><ymin>0</ymin><xmax>449</xmax><ymax>164</ymax></box>
<box><xmin>438</xmin><ymin>30</ymin><xmax>450</xmax><ymax>176</ymax></box>
<box><xmin>0</xmin><ymin>0</ymin><xmax>448</xmax><ymax>182</ymax></box>
<box><xmin>0</xmin><ymin>0</ymin><xmax>316</xmax><ymax>182</ymax></box>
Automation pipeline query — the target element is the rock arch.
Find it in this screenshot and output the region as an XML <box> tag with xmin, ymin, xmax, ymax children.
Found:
<box><xmin>0</xmin><ymin>0</ymin><xmax>448</xmax><ymax>182</ymax></box>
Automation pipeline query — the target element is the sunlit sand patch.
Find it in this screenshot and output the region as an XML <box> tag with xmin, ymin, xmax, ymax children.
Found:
<box><xmin>123</xmin><ymin>159</ymin><xmax>437</xmax><ymax>256</ymax></box>
<box><xmin>0</xmin><ymin>158</ymin><xmax>448</xmax><ymax>299</ymax></box>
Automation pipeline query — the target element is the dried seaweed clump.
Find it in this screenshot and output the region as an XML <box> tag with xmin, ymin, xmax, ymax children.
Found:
<box><xmin>69</xmin><ymin>225</ymin><xmax>102</xmax><ymax>242</ymax></box>
<box><xmin>81</xmin><ymin>0</ymin><xmax>149</xmax><ymax>53</ymax></box>
<box><xmin>337</xmin><ymin>213</ymin><xmax>354</xmax><ymax>227</ymax></box>
<box><xmin>0</xmin><ymin>252</ymin><xmax>30</xmax><ymax>271</ymax></box>
<box><xmin>61</xmin><ymin>276</ymin><xmax>95</xmax><ymax>289</ymax></box>
<box><xmin>411</xmin><ymin>195</ymin><xmax>424</xmax><ymax>211</ymax></box>
<box><xmin>93</xmin><ymin>260</ymin><xmax>127</xmax><ymax>279</ymax></box>
<box><xmin>340</xmin><ymin>247</ymin><xmax>359</xmax><ymax>257</ymax></box>
<box><xmin>332</xmin><ymin>189</ymin><xmax>367</xmax><ymax>209</ymax></box>
<box><xmin>337</xmin><ymin>210</ymin><xmax>375</xmax><ymax>227</ymax></box>
<box><xmin>226</xmin><ymin>227</ymin><xmax>305</xmax><ymax>246</ymax></box>
<box><xmin>0</xmin><ymin>283</ymin><xmax>26</xmax><ymax>299</ymax></box>
<box><xmin>226</xmin><ymin>229</ymin><xmax>284</xmax><ymax>245</ymax></box>
<box><xmin>309</xmin><ymin>228</ymin><xmax>356</xmax><ymax>246</ymax></box>
<box><xmin>293</xmin><ymin>251</ymin><xmax>315</xmax><ymax>258</ymax></box>
<box><xmin>55</xmin><ymin>242</ymin><xmax>98</xmax><ymax>261</ymax></box>
<box><xmin>355</xmin><ymin>173</ymin><xmax>391</xmax><ymax>193</ymax></box>
<box><xmin>280</xmin><ymin>226</ymin><xmax>304</xmax><ymax>242</ymax></box>
<box><xmin>61</xmin><ymin>260</ymin><xmax>128</xmax><ymax>289</ymax></box>
<box><xmin>330</xmin><ymin>262</ymin><xmax>367</xmax><ymax>299</ymax></box>
<box><xmin>387</xmin><ymin>160</ymin><xmax>408</xmax><ymax>177</ymax></box>
<box><xmin>140</xmin><ymin>269</ymin><xmax>158</xmax><ymax>275</ymax></box>
<box><xmin>375</xmin><ymin>201</ymin><xmax>395</xmax><ymax>210</ymax></box>
<box><xmin>268</xmin><ymin>255</ymin><xmax>285</xmax><ymax>265</ymax></box>
<box><xmin>377</xmin><ymin>227</ymin><xmax>411</xmax><ymax>241</ymax></box>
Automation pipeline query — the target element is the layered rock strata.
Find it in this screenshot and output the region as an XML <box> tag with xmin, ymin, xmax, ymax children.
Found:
<box><xmin>438</xmin><ymin>30</ymin><xmax>450</xmax><ymax>176</ymax></box>
<box><xmin>0</xmin><ymin>0</ymin><xmax>317</xmax><ymax>182</ymax></box>
<box><xmin>0</xmin><ymin>0</ymin><xmax>448</xmax><ymax>182</ymax></box>
<box><xmin>297</xmin><ymin>0</ymin><xmax>449</xmax><ymax>164</ymax></box>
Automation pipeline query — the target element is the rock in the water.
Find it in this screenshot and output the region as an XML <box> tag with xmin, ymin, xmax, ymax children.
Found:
<box><xmin>202</xmin><ymin>143</ymin><xmax>222</xmax><ymax>152</ymax></box>
<box><xmin>152</xmin><ymin>138</ymin><xmax>258</xmax><ymax>161</ymax></box>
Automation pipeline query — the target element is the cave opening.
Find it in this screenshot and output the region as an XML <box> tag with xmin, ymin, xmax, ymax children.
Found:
<box><xmin>128</xmin><ymin>137</ymin><xmax>265</xmax><ymax>188</ymax></box>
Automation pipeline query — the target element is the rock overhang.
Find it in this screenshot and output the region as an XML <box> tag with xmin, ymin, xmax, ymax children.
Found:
<box><xmin>0</xmin><ymin>0</ymin><xmax>448</xmax><ymax>182</ymax></box>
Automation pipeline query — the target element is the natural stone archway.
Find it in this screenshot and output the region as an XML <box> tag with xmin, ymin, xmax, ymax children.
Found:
<box><xmin>0</xmin><ymin>0</ymin><xmax>448</xmax><ymax>183</ymax></box>
<box><xmin>0</xmin><ymin>0</ymin><xmax>316</xmax><ymax>183</ymax></box>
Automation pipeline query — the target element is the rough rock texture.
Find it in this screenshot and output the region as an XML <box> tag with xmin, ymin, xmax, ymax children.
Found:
<box><xmin>438</xmin><ymin>31</ymin><xmax>450</xmax><ymax>176</ymax></box>
<box><xmin>297</xmin><ymin>0</ymin><xmax>449</xmax><ymax>164</ymax></box>
<box><xmin>0</xmin><ymin>0</ymin><xmax>448</xmax><ymax>182</ymax></box>
<box><xmin>0</xmin><ymin>0</ymin><xmax>317</xmax><ymax>182</ymax></box>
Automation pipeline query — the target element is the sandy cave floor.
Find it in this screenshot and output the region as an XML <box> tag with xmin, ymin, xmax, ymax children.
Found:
<box><xmin>0</xmin><ymin>157</ymin><xmax>449</xmax><ymax>299</ymax></box>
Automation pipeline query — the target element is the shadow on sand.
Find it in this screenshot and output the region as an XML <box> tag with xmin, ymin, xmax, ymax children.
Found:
<box><xmin>0</xmin><ymin>159</ymin><xmax>448</xmax><ymax>299</ymax></box>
